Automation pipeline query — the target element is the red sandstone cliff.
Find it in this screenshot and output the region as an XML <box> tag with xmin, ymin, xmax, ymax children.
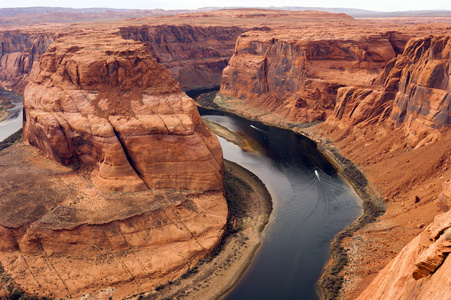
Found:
<box><xmin>213</xmin><ymin>27</ymin><xmax>450</xmax><ymax>299</ymax></box>
<box><xmin>0</xmin><ymin>24</ymin><xmax>246</xmax><ymax>94</ymax></box>
<box><xmin>0</xmin><ymin>30</ymin><xmax>53</xmax><ymax>92</ymax></box>
<box><xmin>357</xmin><ymin>186</ymin><xmax>451</xmax><ymax>299</ymax></box>
<box><xmin>2</xmin><ymin>10</ymin><xmax>451</xmax><ymax>299</ymax></box>
<box><xmin>219</xmin><ymin>30</ymin><xmax>410</xmax><ymax>123</ymax></box>
<box><xmin>329</xmin><ymin>35</ymin><xmax>450</xmax><ymax>146</ymax></box>
<box><xmin>23</xmin><ymin>32</ymin><xmax>223</xmax><ymax>193</ymax></box>
<box><xmin>120</xmin><ymin>25</ymin><xmax>247</xmax><ymax>91</ymax></box>
<box><xmin>0</xmin><ymin>32</ymin><xmax>227</xmax><ymax>298</ymax></box>
<box><xmin>310</xmin><ymin>35</ymin><xmax>451</xmax><ymax>299</ymax></box>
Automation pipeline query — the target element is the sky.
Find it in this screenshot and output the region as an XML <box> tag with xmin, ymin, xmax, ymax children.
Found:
<box><xmin>0</xmin><ymin>0</ymin><xmax>450</xmax><ymax>12</ymax></box>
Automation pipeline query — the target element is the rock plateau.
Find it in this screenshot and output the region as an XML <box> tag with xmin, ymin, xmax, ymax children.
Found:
<box><xmin>0</xmin><ymin>31</ymin><xmax>227</xmax><ymax>299</ymax></box>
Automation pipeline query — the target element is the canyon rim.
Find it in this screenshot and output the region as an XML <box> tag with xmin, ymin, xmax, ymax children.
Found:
<box><xmin>0</xmin><ymin>7</ymin><xmax>450</xmax><ymax>300</ymax></box>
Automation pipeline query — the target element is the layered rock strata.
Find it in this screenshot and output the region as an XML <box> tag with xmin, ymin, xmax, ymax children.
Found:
<box><xmin>219</xmin><ymin>30</ymin><xmax>410</xmax><ymax>123</ymax></box>
<box><xmin>357</xmin><ymin>207</ymin><xmax>451</xmax><ymax>299</ymax></box>
<box><xmin>23</xmin><ymin>33</ymin><xmax>223</xmax><ymax>193</ymax></box>
<box><xmin>1</xmin><ymin>24</ymin><xmax>246</xmax><ymax>94</ymax></box>
<box><xmin>329</xmin><ymin>35</ymin><xmax>451</xmax><ymax>147</ymax></box>
<box><xmin>309</xmin><ymin>35</ymin><xmax>451</xmax><ymax>299</ymax></box>
<box><xmin>0</xmin><ymin>30</ymin><xmax>53</xmax><ymax>92</ymax></box>
<box><xmin>214</xmin><ymin>29</ymin><xmax>450</xmax><ymax>299</ymax></box>
<box><xmin>0</xmin><ymin>33</ymin><xmax>227</xmax><ymax>298</ymax></box>
<box><xmin>120</xmin><ymin>25</ymin><xmax>247</xmax><ymax>91</ymax></box>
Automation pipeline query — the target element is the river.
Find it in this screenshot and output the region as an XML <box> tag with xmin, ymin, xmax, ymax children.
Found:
<box><xmin>0</xmin><ymin>90</ymin><xmax>362</xmax><ymax>299</ymax></box>
<box><xmin>199</xmin><ymin>107</ymin><xmax>362</xmax><ymax>300</ymax></box>
<box><xmin>0</xmin><ymin>89</ymin><xmax>23</xmax><ymax>142</ymax></box>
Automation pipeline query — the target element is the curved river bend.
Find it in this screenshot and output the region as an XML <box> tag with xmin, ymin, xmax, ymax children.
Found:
<box><xmin>199</xmin><ymin>108</ymin><xmax>362</xmax><ymax>300</ymax></box>
<box><xmin>0</xmin><ymin>95</ymin><xmax>362</xmax><ymax>299</ymax></box>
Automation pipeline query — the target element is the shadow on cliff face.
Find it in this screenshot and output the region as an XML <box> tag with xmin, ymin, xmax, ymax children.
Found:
<box><xmin>185</xmin><ymin>86</ymin><xmax>220</xmax><ymax>100</ymax></box>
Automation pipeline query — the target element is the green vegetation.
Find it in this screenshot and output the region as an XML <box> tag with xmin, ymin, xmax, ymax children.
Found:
<box><xmin>0</xmin><ymin>110</ymin><xmax>9</xmax><ymax>123</ymax></box>
<box><xmin>195</xmin><ymin>91</ymin><xmax>221</xmax><ymax>109</ymax></box>
<box><xmin>0</xmin><ymin>87</ymin><xmax>22</xmax><ymax>123</ymax></box>
<box><xmin>317</xmin><ymin>141</ymin><xmax>385</xmax><ymax>300</ymax></box>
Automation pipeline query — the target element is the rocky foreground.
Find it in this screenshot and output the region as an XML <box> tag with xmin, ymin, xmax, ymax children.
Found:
<box><xmin>0</xmin><ymin>31</ymin><xmax>227</xmax><ymax>298</ymax></box>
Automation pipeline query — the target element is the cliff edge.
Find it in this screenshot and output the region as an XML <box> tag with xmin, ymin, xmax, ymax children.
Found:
<box><xmin>313</xmin><ymin>35</ymin><xmax>451</xmax><ymax>299</ymax></box>
<box><xmin>0</xmin><ymin>31</ymin><xmax>227</xmax><ymax>299</ymax></box>
<box><xmin>219</xmin><ymin>29</ymin><xmax>409</xmax><ymax>123</ymax></box>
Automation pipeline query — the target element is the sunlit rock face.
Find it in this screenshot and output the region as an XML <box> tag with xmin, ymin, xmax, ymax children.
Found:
<box><xmin>357</xmin><ymin>208</ymin><xmax>451</xmax><ymax>300</ymax></box>
<box><xmin>219</xmin><ymin>30</ymin><xmax>408</xmax><ymax>123</ymax></box>
<box><xmin>323</xmin><ymin>36</ymin><xmax>451</xmax><ymax>300</ymax></box>
<box><xmin>0</xmin><ymin>32</ymin><xmax>227</xmax><ymax>299</ymax></box>
<box><xmin>23</xmin><ymin>32</ymin><xmax>223</xmax><ymax>193</ymax></box>
<box><xmin>329</xmin><ymin>36</ymin><xmax>451</xmax><ymax>147</ymax></box>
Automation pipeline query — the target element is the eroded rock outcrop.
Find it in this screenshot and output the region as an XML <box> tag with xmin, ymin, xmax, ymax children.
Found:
<box><xmin>219</xmin><ymin>30</ymin><xmax>409</xmax><ymax>123</ymax></box>
<box><xmin>329</xmin><ymin>36</ymin><xmax>451</xmax><ymax>146</ymax></box>
<box><xmin>309</xmin><ymin>36</ymin><xmax>451</xmax><ymax>299</ymax></box>
<box><xmin>0</xmin><ymin>32</ymin><xmax>227</xmax><ymax>298</ymax></box>
<box><xmin>0</xmin><ymin>24</ymin><xmax>246</xmax><ymax>95</ymax></box>
<box><xmin>23</xmin><ymin>32</ymin><xmax>223</xmax><ymax>193</ymax></box>
<box><xmin>357</xmin><ymin>205</ymin><xmax>451</xmax><ymax>300</ymax></box>
<box><xmin>0</xmin><ymin>30</ymin><xmax>53</xmax><ymax>92</ymax></box>
<box><xmin>437</xmin><ymin>180</ymin><xmax>451</xmax><ymax>211</ymax></box>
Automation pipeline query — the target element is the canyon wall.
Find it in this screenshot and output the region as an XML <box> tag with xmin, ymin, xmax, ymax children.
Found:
<box><xmin>214</xmin><ymin>28</ymin><xmax>450</xmax><ymax>299</ymax></box>
<box><xmin>120</xmin><ymin>25</ymin><xmax>247</xmax><ymax>91</ymax></box>
<box><xmin>23</xmin><ymin>32</ymin><xmax>223</xmax><ymax>193</ymax></box>
<box><xmin>0</xmin><ymin>30</ymin><xmax>53</xmax><ymax>92</ymax></box>
<box><xmin>329</xmin><ymin>35</ymin><xmax>450</xmax><ymax>146</ymax></box>
<box><xmin>0</xmin><ymin>32</ymin><xmax>227</xmax><ymax>298</ymax></box>
<box><xmin>312</xmin><ymin>35</ymin><xmax>451</xmax><ymax>299</ymax></box>
<box><xmin>357</xmin><ymin>185</ymin><xmax>451</xmax><ymax>299</ymax></box>
<box><xmin>219</xmin><ymin>30</ymin><xmax>410</xmax><ymax>123</ymax></box>
<box><xmin>0</xmin><ymin>24</ymin><xmax>247</xmax><ymax>94</ymax></box>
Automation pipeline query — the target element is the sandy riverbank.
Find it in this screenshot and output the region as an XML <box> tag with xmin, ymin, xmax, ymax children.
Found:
<box><xmin>202</xmin><ymin>118</ymin><xmax>247</xmax><ymax>148</ymax></box>
<box><xmin>196</xmin><ymin>92</ymin><xmax>451</xmax><ymax>299</ymax></box>
<box><xmin>134</xmin><ymin>159</ymin><xmax>272</xmax><ymax>300</ymax></box>
<box><xmin>0</xmin><ymin>118</ymin><xmax>272</xmax><ymax>300</ymax></box>
<box><xmin>196</xmin><ymin>94</ymin><xmax>386</xmax><ymax>299</ymax></box>
<box><xmin>0</xmin><ymin>87</ymin><xmax>20</xmax><ymax>123</ymax></box>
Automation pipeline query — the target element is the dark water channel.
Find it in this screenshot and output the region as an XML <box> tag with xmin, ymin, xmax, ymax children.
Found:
<box><xmin>0</xmin><ymin>88</ymin><xmax>362</xmax><ymax>299</ymax></box>
<box><xmin>199</xmin><ymin>108</ymin><xmax>362</xmax><ymax>300</ymax></box>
